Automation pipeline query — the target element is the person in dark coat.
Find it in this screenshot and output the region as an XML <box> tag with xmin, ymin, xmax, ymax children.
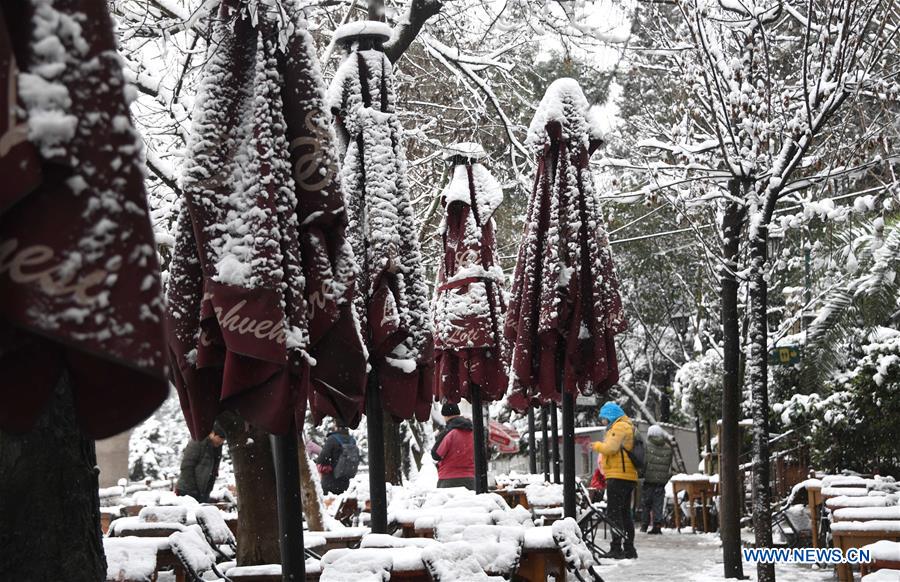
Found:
<box><xmin>430</xmin><ymin>402</ymin><xmax>475</xmax><ymax>489</ymax></box>
<box><xmin>316</xmin><ymin>423</ymin><xmax>357</xmax><ymax>495</ymax></box>
<box><xmin>641</xmin><ymin>424</ymin><xmax>674</xmax><ymax>534</ymax></box>
<box><xmin>176</xmin><ymin>422</ymin><xmax>226</xmax><ymax>503</ymax></box>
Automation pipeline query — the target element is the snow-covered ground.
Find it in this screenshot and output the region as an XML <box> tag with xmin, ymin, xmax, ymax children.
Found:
<box><xmin>596</xmin><ymin>530</ymin><xmax>835</xmax><ymax>581</ymax></box>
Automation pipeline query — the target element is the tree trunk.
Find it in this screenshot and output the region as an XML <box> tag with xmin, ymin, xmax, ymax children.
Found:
<box><xmin>298</xmin><ymin>435</ymin><xmax>325</xmax><ymax>531</ymax></box>
<box><xmin>0</xmin><ymin>370</ymin><xmax>106</xmax><ymax>581</ymax></box>
<box><xmin>719</xmin><ymin>196</ymin><xmax>745</xmax><ymax>579</ymax></box>
<box><xmin>749</xmin><ymin>228</ymin><xmax>775</xmax><ymax>582</ymax></box>
<box><xmin>219</xmin><ymin>414</ymin><xmax>281</xmax><ymax>565</ymax></box>
<box><xmin>383</xmin><ymin>408</ymin><xmax>403</xmax><ymax>485</ymax></box>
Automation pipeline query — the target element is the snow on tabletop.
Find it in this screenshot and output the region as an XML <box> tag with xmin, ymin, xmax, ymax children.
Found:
<box><xmin>822</xmin><ymin>475</ymin><xmax>869</xmax><ymax>488</ymax></box>
<box><xmin>313</xmin><ymin>527</ymin><xmax>369</xmax><ymax>539</ymax></box>
<box><xmin>494</xmin><ymin>472</ymin><xmax>546</xmax><ymax>488</ymax></box>
<box><xmin>428</xmin><ymin>512</ymin><xmax>493</xmax><ymax>532</ymax></box>
<box><xmin>863</xmin><ymin>540</ymin><xmax>900</xmax><ymax>561</ymax></box>
<box><xmin>670</xmin><ymin>473</ymin><xmax>713</xmax><ymax>482</ymax></box>
<box><xmin>421</xmin><ymin>541</ymin><xmax>504</xmax><ymax>582</ymax></box>
<box><xmin>862</xmin><ymin>570</ymin><xmax>900</xmax><ymax>581</ymax></box>
<box><xmin>361</xmin><ymin>534</ymin><xmax>439</xmax><ymax>549</ymax></box>
<box><xmin>553</xmin><ymin>518</ymin><xmax>596</xmax><ymax>571</ymax></box>
<box><xmin>104</xmin><ymin>537</ymin><xmax>158</xmax><ymax>582</ymax></box>
<box><xmin>108</xmin><ymin>517</ymin><xmax>187</xmax><ymax>536</ymax></box>
<box><xmin>490</xmin><ymin>506</ymin><xmax>535</xmax><ymax>528</ymax></box>
<box><xmin>139</xmin><ymin>505</ymin><xmax>188</xmax><ymax>524</ymax></box>
<box><xmin>822</xmin><ymin>486</ymin><xmax>869</xmax><ymax>497</ymax></box>
<box><xmin>834</xmin><ymin>506</ymin><xmax>900</xmax><ymax>521</ymax></box>
<box><xmin>439</xmin><ymin>525</ymin><xmax>524</xmax><ymax>575</ymax></box>
<box><xmin>320</xmin><ymin>548</ymin><xmax>393</xmax><ymax>582</ymax></box>
<box><xmin>227</xmin><ymin>564</ymin><xmax>282</xmax><ymax>577</ymax></box>
<box><xmin>830</xmin><ymin>520</ymin><xmax>900</xmax><ymax>532</ymax></box>
<box><xmin>827</xmin><ymin>495</ymin><xmax>897</xmax><ymax>509</ymax></box>
<box><xmin>523</xmin><ymin>526</ymin><xmax>557</xmax><ymax>550</ymax></box>
<box><xmin>169</xmin><ymin>531</ymin><xmax>217</xmax><ymax>574</ymax></box>
<box><xmin>305</xmin><ymin>534</ymin><xmax>327</xmax><ymax>549</ymax></box>
<box><xmin>442</xmin><ymin>493</ymin><xmax>510</xmax><ymax>512</ymax></box>
<box><xmin>525</xmin><ymin>482</ymin><xmax>564</xmax><ymax>507</ymax></box>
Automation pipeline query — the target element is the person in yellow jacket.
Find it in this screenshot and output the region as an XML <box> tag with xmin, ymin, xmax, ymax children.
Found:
<box><xmin>592</xmin><ymin>401</ymin><xmax>638</xmax><ymax>559</ymax></box>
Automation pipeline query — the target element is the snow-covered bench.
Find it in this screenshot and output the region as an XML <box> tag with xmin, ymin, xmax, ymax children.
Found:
<box><xmin>831</xmin><ymin>521</ymin><xmax>900</xmax><ymax>582</ymax></box>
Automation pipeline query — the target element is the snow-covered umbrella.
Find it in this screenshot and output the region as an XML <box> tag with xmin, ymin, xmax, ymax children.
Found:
<box><xmin>0</xmin><ymin>1</ymin><xmax>167</xmax><ymax>439</ymax></box>
<box><xmin>166</xmin><ymin>4</ymin><xmax>366</xmax><ymax>578</ymax></box>
<box><xmin>432</xmin><ymin>142</ymin><xmax>508</xmax><ymax>493</ymax></box>
<box><xmin>327</xmin><ymin>20</ymin><xmax>433</xmax><ymax>533</ymax></box>
<box><xmin>504</xmin><ymin>78</ymin><xmax>627</xmax><ymax>516</ymax></box>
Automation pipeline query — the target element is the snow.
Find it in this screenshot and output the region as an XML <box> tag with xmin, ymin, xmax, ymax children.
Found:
<box><xmin>436</xmin><ymin>525</ymin><xmax>524</xmax><ymax>575</ymax></box>
<box><xmin>526</xmin><ymin>78</ymin><xmax>592</xmax><ymax>149</ymax></box>
<box><xmin>822</xmin><ymin>486</ymin><xmax>870</xmax><ymax>497</ymax></box>
<box><xmin>863</xmin><ymin>540</ymin><xmax>900</xmax><ymax>561</ymax></box>
<box><xmin>827</xmin><ymin>495</ymin><xmax>897</xmax><ymax>509</ymax></box>
<box><xmin>442</xmin><ymin>142</ymin><xmax>487</xmax><ymax>161</ymax></box>
<box><xmin>107</xmin><ymin>517</ymin><xmax>187</xmax><ymax>536</ymax></box>
<box><xmin>833</xmin><ymin>506</ymin><xmax>900</xmax><ymax>521</ymax></box>
<box><xmin>420</xmin><ymin>541</ymin><xmax>504</xmax><ymax>581</ymax></box>
<box><xmin>523</xmin><ymin>526</ymin><xmax>556</xmax><ymax>549</ymax></box>
<box><xmin>831</xmin><ymin>520</ymin><xmax>900</xmax><ymax>532</ymax></box>
<box><xmin>552</xmin><ymin>518</ymin><xmax>596</xmax><ymax>571</ymax></box>
<box><xmin>361</xmin><ymin>534</ymin><xmax>439</xmax><ymax>549</ymax></box>
<box><xmin>194</xmin><ymin>506</ymin><xmax>235</xmax><ymax>545</ymax></box>
<box><xmin>104</xmin><ymin>537</ymin><xmax>159</xmax><ymax>582</ymax></box>
<box><xmin>138</xmin><ymin>505</ymin><xmax>189</xmax><ymax>524</ymax></box>
<box><xmin>168</xmin><ymin>531</ymin><xmax>217</xmax><ymax>574</ymax></box>
<box><xmin>320</xmin><ymin>548</ymin><xmax>394</xmax><ymax>582</ymax></box>
<box><xmin>524</xmin><ymin>482</ymin><xmax>564</xmax><ymax>507</ymax></box>
<box><xmin>862</xmin><ymin>571</ymin><xmax>900</xmax><ymax>581</ymax></box>
<box><xmin>822</xmin><ymin>475</ymin><xmax>869</xmax><ymax>488</ymax></box>
<box><xmin>332</xmin><ymin>21</ymin><xmax>393</xmax><ymax>45</ymax></box>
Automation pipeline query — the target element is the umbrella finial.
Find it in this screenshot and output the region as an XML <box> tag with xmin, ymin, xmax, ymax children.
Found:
<box><xmin>332</xmin><ymin>20</ymin><xmax>393</xmax><ymax>52</ymax></box>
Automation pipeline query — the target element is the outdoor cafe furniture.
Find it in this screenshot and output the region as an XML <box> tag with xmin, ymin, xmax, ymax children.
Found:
<box><xmin>670</xmin><ymin>474</ymin><xmax>715</xmax><ymax>532</ymax></box>
<box><xmin>493</xmin><ymin>487</ymin><xmax>529</xmax><ymax>509</ymax></box>
<box><xmin>227</xmin><ymin>562</ymin><xmax>322</xmax><ymax>582</ymax></box>
<box><xmin>518</xmin><ymin>527</ymin><xmax>568</xmax><ymax>582</ymax></box>
<box><xmin>831</xmin><ymin>520</ymin><xmax>900</xmax><ymax>582</ymax></box>
<box><xmin>320</xmin><ymin>547</ymin><xmax>426</xmax><ymax>582</ymax></box>
<box><xmin>309</xmin><ymin>527</ymin><xmax>369</xmax><ymax>552</ymax></box>
<box><xmin>104</xmin><ymin>537</ymin><xmax>165</xmax><ymax>582</ymax></box>
<box><xmin>861</xmin><ymin>570</ymin><xmax>900</xmax><ymax>581</ymax></box>
<box><xmin>806</xmin><ymin>481</ymin><xmax>824</xmax><ymax>548</ymax></box>
<box><xmin>859</xmin><ymin>540</ymin><xmax>900</xmax><ymax>578</ymax></box>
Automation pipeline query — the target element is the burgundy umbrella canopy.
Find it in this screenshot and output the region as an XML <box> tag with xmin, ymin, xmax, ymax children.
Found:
<box><xmin>504</xmin><ymin>78</ymin><xmax>627</xmax><ymax>515</ymax></box>
<box><xmin>432</xmin><ymin>144</ymin><xmax>508</xmax><ymax>405</ymax></box>
<box><xmin>166</xmin><ymin>3</ymin><xmax>367</xmax><ymax>440</ymax></box>
<box><xmin>326</xmin><ymin>22</ymin><xmax>433</xmax><ymax>422</ymax></box>
<box><xmin>0</xmin><ymin>1</ymin><xmax>167</xmax><ymax>439</ymax></box>
<box><xmin>505</xmin><ymin>78</ymin><xmax>626</xmax><ymax>410</ymax></box>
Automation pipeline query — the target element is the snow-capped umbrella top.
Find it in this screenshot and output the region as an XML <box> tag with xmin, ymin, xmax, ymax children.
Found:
<box><xmin>0</xmin><ymin>1</ymin><xmax>167</xmax><ymax>439</ymax></box>
<box><xmin>332</xmin><ymin>20</ymin><xmax>392</xmax><ymax>48</ymax></box>
<box><xmin>327</xmin><ymin>26</ymin><xmax>432</xmax><ymax>421</ymax></box>
<box><xmin>505</xmin><ymin>78</ymin><xmax>626</xmax><ymax>407</ymax></box>
<box><xmin>167</xmin><ymin>2</ymin><xmax>366</xmax><ymax>437</ymax></box>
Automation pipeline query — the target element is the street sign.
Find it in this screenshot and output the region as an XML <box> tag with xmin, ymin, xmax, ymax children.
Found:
<box><xmin>769</xmin><ymin>345</ymin><xmax>801</xmax><ymax>366</ymax></box>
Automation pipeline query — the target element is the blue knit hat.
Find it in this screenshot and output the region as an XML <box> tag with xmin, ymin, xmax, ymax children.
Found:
<box><xmin>598</xmin><ymin>402</ymin><xmax>625</xmax><ymax>424</ymax></box>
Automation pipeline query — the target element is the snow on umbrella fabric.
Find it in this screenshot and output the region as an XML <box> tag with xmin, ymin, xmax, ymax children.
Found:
<box><xmin>167</xmin><ymin>3</ymin><xmax>367</xmax><ymax>439</ymax></box>
<box><xmin>0</xmin><ymin>1</ymin><xmax>167</xmax><ymax>439</ymax></box>
<box><xmin>504</xmin><ymin>78</ymin><xmax>626</xmax><ymax>409</ymax></box>
<box><xmin>432</xmin><ymin>152</ymin><xmax>508</xmax><ymax>404</ymax></box>
<box><xmin>326</xmin><ymin>36</ymin><xmax>432</xmax><ymax>422</ymax></box>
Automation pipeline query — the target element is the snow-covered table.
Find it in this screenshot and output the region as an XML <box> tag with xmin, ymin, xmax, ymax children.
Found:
<box><xmin>670</xmin><ymin>475</ymin><xmax>715</xmax><ymax>532</ymax></box>
<box><xmin>492</xmin><ymin>487</ymin><xmax>529</xmax><ymax>509</ymax></box>
<box><xmin>806</xmin><ymin>481</ymin><xmax>824</xmax><ymax>548</ymax></box>
<box><xmin>309</xmin><ymin>527</ymin><xmax>369</xmax><ymax>552</ymax></box>
<box><xmin>859</xmin><ymin>540</ymin><xmax>900</xmax><ymax>578</ymax></box>
<box><xmin>831</xmin><ymin>521</ymin><xmax>900</xmax><ymax>582</ymax></box>
<box><xmin>518</xmin><ymin>528</ymin><xmax>567</xmax><ymax>582</ymax></box>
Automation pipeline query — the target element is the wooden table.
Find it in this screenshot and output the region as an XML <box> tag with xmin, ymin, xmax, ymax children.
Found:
<box><xmin>807</xmin><ymin>484</ymin><xmax>823</xmax><ymax>549</ymax></box>
<box><xmin>671</xmin><ymin>477</ymin><xmax>715</xmax><ymax>532</ymax></box>
<box><xmin>494</xmin><ymin>488</ymin><xmax>529</xmax><ymax>509</ymax></box>
<box><xmin>516</xmin><ymin>547</ymin><xmax>566</xmax><ymax>582</ymax></box>
<box><xmin>832</xmin><ymin>528</ymin><xmax>900</xmax><ymax>582</ymax></box>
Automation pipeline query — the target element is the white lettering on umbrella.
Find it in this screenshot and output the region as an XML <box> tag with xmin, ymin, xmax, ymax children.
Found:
<box><xmin>1</xmin><ymin>62</ymin><xmax>29</xmax><ymax>157</ymax></box>
<box><xmin>0</xmin><ymin>238</ymin><xmax>109</xmax><ymax>305</ymax></box>
<box><xmin>290</xmin><ymin>110</ymin><xmax>336</xmax><ymax>191</ymax></box>
<box><xmin>199</xmin><ymin>291</ymin><xmax>286</xmax><ymax>346</ymax></box>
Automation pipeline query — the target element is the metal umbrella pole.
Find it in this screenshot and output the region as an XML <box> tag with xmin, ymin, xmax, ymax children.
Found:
<box><xmin>366</xmin><ymin>371</ymin><xmax>388</xmax><ymax>533</ymax></box>
<box><xmin>562</xmin><ymin>393</ymin><xmax>577</xmax><ymax>518</ymax></box>
<box><xmin>527</xmin><ymin>407</ymin><xmax>538</xmax><ymax>474</ymax></box>
<box><xmin>541</xmin><ymin>405</ymin><xmax>550</xmax><ymax>481</ymax></box>
<box><xmin>551</xmin><ymin>402</ymin><xmax>561</xmax><ymax>483</ymax></box>
<box><xmin>271</xmin><ymin>429</ymin><xmax>306</xmax><ymax>581</ymax></box>
<box><xmin>471</xmin><ymin>385</ymin><xmax>489</xmax><ymax>493</ymax></box>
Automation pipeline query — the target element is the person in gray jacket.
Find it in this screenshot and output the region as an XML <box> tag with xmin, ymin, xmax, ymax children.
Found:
<box><xmin>176</xmin><ymin>422</ymin><xmax>226</xmax><ymax>503</ymax></box>
<box><xmin>641</xmin><ymin>424</ymin><xmax>674</xmax><ymax>534</ymax></box>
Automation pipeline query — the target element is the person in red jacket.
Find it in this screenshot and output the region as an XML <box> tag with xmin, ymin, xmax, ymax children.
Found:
<box><xmin>430</xmin><ymin>402</ymin><xmax>475</xmax><ymax>489</ymax></box>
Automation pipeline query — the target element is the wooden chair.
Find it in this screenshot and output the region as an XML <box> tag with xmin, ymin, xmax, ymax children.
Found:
<box><xmin>195</xmin><ymin>506</ymin><xmax>237</xmax><ymax>560</ymax></box>
<box><xmin>167</xmin><ymin>531</ymin><xmax>228</xmax><ymax>582</ymax></box>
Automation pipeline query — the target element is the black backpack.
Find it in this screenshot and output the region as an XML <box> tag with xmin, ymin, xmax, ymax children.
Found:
<box><xmin>332</xmin><ymin>435</ymin><xmax>360</xmax><ymax>480</ymax></box>
<box><xmin>624</xmin><ymin>426</ymin><xmax>646</xmax><ymax>478</ymax></box>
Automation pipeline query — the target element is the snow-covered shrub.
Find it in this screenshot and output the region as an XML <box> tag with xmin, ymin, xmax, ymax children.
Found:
<box><xmin>674</xmin><ymin>349</ymin><xmax>723</xmax><ymax>423</ymax></box>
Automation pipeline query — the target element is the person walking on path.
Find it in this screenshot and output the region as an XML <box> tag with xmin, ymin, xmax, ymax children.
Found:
<box><xmin>176</xmin><ymin>422</ymin><xmax>226</xmax><ymax>503</ymax></box>
<box><xmin>431</xmin><ymin>403</ymin><xmax>475</xmax><ymax>489</ymax></box>
<box><xmin>592</xmin><ymin>402</ymin><xmax>639</xmax><ymax>559</ymax></box>
<box><xmin>641</xmin><ymin>424</ymin><xmax>675</xmax><ymax>534</ymax></box>
<box><xmin>316</xmin><ymin>423</ymin><xmax>360</xmax><ymax>495</ymax></box>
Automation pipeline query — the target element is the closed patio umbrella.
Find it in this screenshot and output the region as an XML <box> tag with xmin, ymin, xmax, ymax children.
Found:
<box><xmin>326</xmin><ymin>21</ymin><xmax>433</xmax><ymax>533</ymax></box>
<box><xmin>432</xmin><ymin>142</ymin><xmax>508</xmax><ymax>493</ymax></box>
<box><xmin>166</xmin><ymin>4</ymin><xmax>366</xmax><ymax>579</ymax></box>
<box><xmin>504</xmin><ymin>78</ymin><xmax>627</xmax><ymax>517</ymax></box>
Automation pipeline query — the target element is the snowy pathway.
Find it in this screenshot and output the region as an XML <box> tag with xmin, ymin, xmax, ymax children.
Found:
<box><xmin>595</xmin><ymin>530</ymin><xmax>837</xmax><ymax>581</ymax></box>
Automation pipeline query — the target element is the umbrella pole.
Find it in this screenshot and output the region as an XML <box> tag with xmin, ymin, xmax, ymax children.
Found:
<box><xmin>527</xmin><ymin>407</ymin><xmax>537</xmax><ymax>474</ymax></box>
<box><xmin>366</xmin><ymin>371</ymin><xmax>388</xmax><ymax>534</ymax></box>
<box><xmin>550</xmin><ymin>402</ymin><xmax>561</xmax><ymax>484</ymax></box>
<box><xmin>562</xmin><ymin>392</ymin><xmax>577</xmax><ymax>518</ymax></box>
<box><xmin>471</xmin><ymin>384</ymin><xmax>488</xmax><ymax>494</ymax></box>
<box><xmin>270</xmin><ymin>428</ymin><xmax>306</xmax><ymax>581</ymax></box>
<box><xmin>540</xmin><ymin>405</ymin><xmax>550</xmax><ymax>482</ymax></box>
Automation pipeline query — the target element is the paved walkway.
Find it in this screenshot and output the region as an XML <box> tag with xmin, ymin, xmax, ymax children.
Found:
<box><xmin>595</xmin><ymin>530</ymin><xmax>837</xmax><ymax>581</ymax></box>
